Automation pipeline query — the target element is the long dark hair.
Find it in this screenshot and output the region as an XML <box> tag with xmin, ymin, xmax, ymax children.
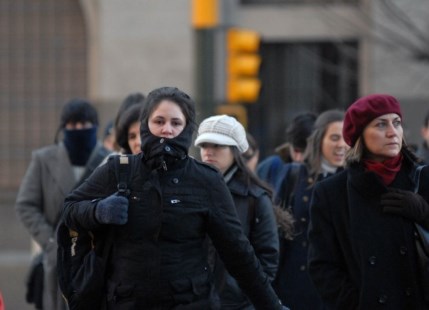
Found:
<box><xmin>140</xmin><ymin>87</ymin><xmax>196</xmax><ymax>131</ymax></box>
<box><xmin>231</xmin><ymin>147</ymin><xmax>273</xmax><ymax>198</ymax></box>
<box><xmin>115</xmin><ymin>104</ymin><xmax>142</xmax><ymax>154</ymax></box>
<box><xmin>304</xmin><ymin>109</ymin><xmax>345</xmax><ymax>180</ymax></box>
<box><xmin>231</xmin><ymin>147</ymin><xmax>295</xmax><ymax>239</ymax></box>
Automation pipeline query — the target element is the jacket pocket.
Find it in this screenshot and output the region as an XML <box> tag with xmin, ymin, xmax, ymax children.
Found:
<box><xmin>169</xmin><ymin>273</ymin><xmax>210</xmax><ymax>304</ymax></box>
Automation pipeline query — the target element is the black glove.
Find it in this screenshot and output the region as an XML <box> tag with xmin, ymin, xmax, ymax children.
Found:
<box><xmin>381</xmin><ymin>188</ymin><xmax>429</xmax><ymax>225</ymax></box>
<box><xmin>95</xmin><ymin>193</ymin><xmax>129</xmax><ymax>225</ymax></box>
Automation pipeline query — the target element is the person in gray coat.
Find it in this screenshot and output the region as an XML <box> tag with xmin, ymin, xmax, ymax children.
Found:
<box><xmin>308</xmin><ymin>94</ymin><xmax>429</xmax><ymax>309</ymax></box>
<box><xmin>15</xmin><ymin>98</ymin><xmax>111</xmax><ymax>310</ymax></box>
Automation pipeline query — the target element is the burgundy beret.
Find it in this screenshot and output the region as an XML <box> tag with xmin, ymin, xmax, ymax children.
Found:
<box><xmin>343</xmin><ymin>94</ymin><xmax>402</xmax><ymax>147</ymax></box>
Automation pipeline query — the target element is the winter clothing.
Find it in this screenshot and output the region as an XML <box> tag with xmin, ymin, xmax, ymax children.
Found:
<box><xmin>195</xmin><ymin>115</ymin><xmax>249</xmax><ymax>153</ymax></box>
<box><xmin>212</xmin><ymin>167</ymin><xmax>279</xmax><ymax>309</ymax></box>
<box><xmin>62</xmin><ymin>117</ymin><xmax>284</xmax><ymax>309</ymax></box>
<box><xmin>416</xmin><ymin>142</ymin><xmax>429</xmax><ymax>164</ymax></box>
<box><xmin>272</xmin><ymin>163</ymin><xmax>328</xmax><ymax>310</ymax></box>
<box><xmin>95</xmin><ymin>194</ymin><xmax>129</xmax><ymax>225</ymax></box>
<box><xmin>343</xmin><ymin>94</ymin><xmax>402</xmax><ymax>147</ymax></box>
<box><xmin>15</xmin><ymin>142</ymin><xmax>110</xmax><ymax>310</ymax></box>
<box><xmin>308</xmin><ymin>156</ymin><xmax>429</xmax><ymax>309</ymax></box>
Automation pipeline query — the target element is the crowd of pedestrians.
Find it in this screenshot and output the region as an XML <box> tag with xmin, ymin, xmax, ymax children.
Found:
<box><xmin>11</xmin><ymin>89</ymin><xmax>429</xmax><ymax>310</ymax></box>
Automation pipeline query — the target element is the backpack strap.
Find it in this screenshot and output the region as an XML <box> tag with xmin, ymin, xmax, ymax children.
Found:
<box><xmin>114</xmin><ymin>154</ymin><xmax>132</xmax><ymax>197</ymax></box>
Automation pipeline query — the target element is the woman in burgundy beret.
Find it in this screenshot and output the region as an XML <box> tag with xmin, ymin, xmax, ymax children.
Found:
<box><xmin>307</xmin><ymin>94</ymin><xmax>429</xmax><ymax>309</ymax></box>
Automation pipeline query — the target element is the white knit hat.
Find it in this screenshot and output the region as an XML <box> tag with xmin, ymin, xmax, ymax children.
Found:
<box><xmin>195</xmin><ymin>115</ymin><xmax>249</xmax><ymax>153</ymax></box>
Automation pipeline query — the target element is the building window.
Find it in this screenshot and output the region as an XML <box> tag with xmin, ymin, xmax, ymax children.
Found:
<box><xmin>0</xmin><ymin>0</ymin><xmax>87</xmax><ymax>190</ymax></box>
<box><xmin>248</xmin><ymin>41</ymin><xmax>359</xmax><ymax>157</ymax></box>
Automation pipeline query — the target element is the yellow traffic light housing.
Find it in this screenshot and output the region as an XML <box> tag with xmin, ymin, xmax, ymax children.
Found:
<box><xmin>215</xmin><ymin>105</ymin><xmax>248</xmax><ymax>129</ymax></box>
<box><xmin>226</xmin><ymin>28</ymin><xmax>261</xmax><ymax>103</ymax></box>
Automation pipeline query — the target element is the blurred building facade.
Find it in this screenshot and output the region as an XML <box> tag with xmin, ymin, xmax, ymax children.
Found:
<box><xmin>1</xmin><ymin>0</ymin><xmax>428</xmax><ymax>190</ymax></box>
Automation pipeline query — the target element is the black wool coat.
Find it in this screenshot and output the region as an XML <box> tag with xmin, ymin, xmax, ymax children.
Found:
<box><xmin>308</xmin><ymin>159</ymin><xmax>429</xmax><ymax>310</ymax></box>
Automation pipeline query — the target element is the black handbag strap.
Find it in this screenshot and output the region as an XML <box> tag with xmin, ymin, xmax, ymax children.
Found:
<box><xmin>413</xmin><ymin>165</ymin><xmax>429</xmax><ymax>256</ymax></box>
<box><xmin>414</xmin><ymin>165</ymin><xmax>426</xmax><ymax>194</ymax></box>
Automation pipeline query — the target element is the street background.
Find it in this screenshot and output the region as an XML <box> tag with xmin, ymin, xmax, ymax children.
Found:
<box><xmin>1</xmin><ymin>190</ymin><xmax>34</xmax><ymax>310</ymax></box>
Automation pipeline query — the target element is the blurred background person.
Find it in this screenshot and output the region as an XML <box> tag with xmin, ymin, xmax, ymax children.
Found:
<box><xmin>273</xmin><ymin>109</ymin><xmax>348</xmax><ymax>310</ymax></box>
<box><xmin>115</xmin><ymin>104</ymin><xmax>143</xmax><ymax>155</ymax></box>
<box><xmin>416</xmin><ymin>109</ymin><xmax>429</xmax><ymax>163</ymax></box>
<box><xmin>243</xmin><ymin>132</ymin><xmax>260</xmax><ymax>173</ymax></box>
<box><xmin>102</xmin><ymin>120</ymin><xmax>115</xmax><ymax>152</ymax></box>
<box><xmin>195</xmin><ymin>114</ymin><xmax>280</xmax><ymax>310</ymax></box>
<box><xmin>112</xmin><ymin>92</ymin><xmax>146</xmax><ymax>153</ymax></box>
<box><xmin>257</xmin><ymin>112</ymin><xmax>317</xmax><ymax>190</ymax></box>
<box><xmin>308</xmin><ymin>94</ymin><xmax>429</xmax><ymax>309</ymax></box>
<box><xmin>15</xmin><ymin>99</ymin><xmax>111</xmax><ymax>310</ymax></box>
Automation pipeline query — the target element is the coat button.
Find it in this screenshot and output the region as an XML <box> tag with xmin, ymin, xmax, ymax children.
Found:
<box><xmin>255</xmin><ymin>217</ymin><xmax>260</xmax><ymax>224</ymax></box>
<box><xmin>164</xmin><ymin>146</ymin><xmax>171</xmax><ymax>152</ymax></box>
<box><xmin>302</xmin><ymin>196</ymin><xmax>309</xmax><ymax>202</ymax></box>
<box><xmin>302</xmin><ymin>241</ymin><xmax>307</xmax><ymax>247</ymax></box>
<box><xmin>399</xmin><ymin>246</ymin><xmax>408</xmax><ymax>255</ymax></box>
<box><xmin>378</xmin><ymin>294</ymin><xmax>387</xmax><ymax>304</ymax></box>
<box><xmin>301</xmin><ymin>217</ymin><xmax>307</xmax><ymax>222</ymax></box>
<box><xmin>308</xmin><ymin>177</ymin><xmax>314</xmax><ymax>183</ymax></box>
<box><xmin>172</xmin><ymin>178</ymin><xmax>179</xmax><ymax>184</ymax></box>
<box><xmin>300</xmin><ymin>265</ymin><xmax>306</xmax><ymax>271</ymax></box>
<box><xmin>368</xmin><ymin>256</ymin><xmax>377</xmax><ymax>265</ymax></box>
<box><xmin>160</xmin><ymin>138</ymin><xmax>164</xmax><ymax>143</ymax></box>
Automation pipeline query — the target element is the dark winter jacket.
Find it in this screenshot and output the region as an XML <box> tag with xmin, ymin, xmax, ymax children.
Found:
<box><xmin>272</xmin><ymin>163</ymin><xmax>328</xmax><ymax>310</ymax></box>
<box><xmin>212</xmin><ymin>167</ymin><xmax>279</xmax><ymax>309</ymax></box>
<box><xmin>416</xmin><ymin>142</ymin><xmax>429</xmax><ymax>164</ymax></box>
<box><xmin>308</xmin><ymin>157</ymin><xmax>429</xmax><ymax>310</ymax></box>
<box><xmin>62</xmin><ymin>122</ymin><xmax>284</xmax><ymax>310</ymax></box>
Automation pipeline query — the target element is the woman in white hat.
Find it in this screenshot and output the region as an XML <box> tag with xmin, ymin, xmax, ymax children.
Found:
<box><xmin>196</xmin><ymin>114</ymin><xmax>292</xmax><ymax>310</ymax></box>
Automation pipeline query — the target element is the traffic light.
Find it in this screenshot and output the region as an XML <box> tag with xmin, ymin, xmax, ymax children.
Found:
<box><xmin>215</xmin><ymin>105</ymin><xmax>248</xmax><ymax>129</ymax></box>
<box><xmin>226</xmin><ymin>28</ymin><xmax>261</xmax><ymax>103</ymax></box>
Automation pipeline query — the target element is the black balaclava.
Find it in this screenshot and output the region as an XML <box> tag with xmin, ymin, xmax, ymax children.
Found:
<box><xmin>64</xmin><ymin>126</ymin><xmax>98</xmax><ymax>166</ymax></box>
<box><xmin>57</xmin><ymin>98</ymin><xmax>99</xmax><ymax>166</ymax></box>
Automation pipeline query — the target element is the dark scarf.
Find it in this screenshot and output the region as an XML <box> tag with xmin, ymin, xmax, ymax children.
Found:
<box><xmin>363</xmin><ymin>153</ymin><xmax>402</xmax><ymax>186</ymax></box>
<box><xmin>63</xmin><ymin>127</ymin><xmax>97</xmax><ymax>166</ymax></box>
<box><xmin>140</xmin><ymin>122</ymin><xmax>193</xmax><ymax>171</ymax></box>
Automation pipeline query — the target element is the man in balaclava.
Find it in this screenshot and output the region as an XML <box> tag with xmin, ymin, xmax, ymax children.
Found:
<box><xmin>15</xmin><ymin>98</ymin><xmax>111</xmax><ymax>310</ymax></box>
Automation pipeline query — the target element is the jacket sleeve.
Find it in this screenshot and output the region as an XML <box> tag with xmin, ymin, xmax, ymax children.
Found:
<box><xmin>62</xmin><ymin>160</ymin><xmax>116</xmax><ymax>232</ymax></box>
<box><xmin>15</xmin><ymin>150</ymin><xmax>54</xmax><ymax>249</ymax></box>
<box><xmin>307</xmin><ymin>182</ymin><xmax>359</xmax><ymax>309</ymax></box>
<box><xmin>206</xmin><ymin>174</ymin><xmax>283</xmax><ymax>310</ymax></box>
<box><xmin>249</xmin><ymin>192</ymin><xmax>279</xmax><ymax>281</ymax></box>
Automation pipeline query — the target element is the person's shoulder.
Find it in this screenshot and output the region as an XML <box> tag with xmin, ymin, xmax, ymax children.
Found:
<box><xmin>188</xmin><ymin>157</ymin><xmax>222</xmax><ymax>178</ymax></box>
<box><xmin>316</xmin><ymin>168</ymin><xmax>348</xmax><ymax>189</ymax></box>
<box><xmin>32</xmin><ymin>143</ymin><xmax>61</xmax><ymax>157</ymax></box>
<box><xmin>257</xmin><ymin>155</ymin><xmax>283</xmax><ymax>169</ymax></box>
<box><xmin>189</xmin><ymin>156</ymin><xmax>219</xmax><ymax>172</ymax></box>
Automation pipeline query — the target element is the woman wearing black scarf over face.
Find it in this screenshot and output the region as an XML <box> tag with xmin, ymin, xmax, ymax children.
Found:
<box><xmin>62</xmin><ymin>87</ymin><xmax>288</xmax><ymax>310</ymax></box>
<box><xmin>308</xmin><ymin>94</ymin><xmax>429</xmax><ymax>309</ymax></box>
